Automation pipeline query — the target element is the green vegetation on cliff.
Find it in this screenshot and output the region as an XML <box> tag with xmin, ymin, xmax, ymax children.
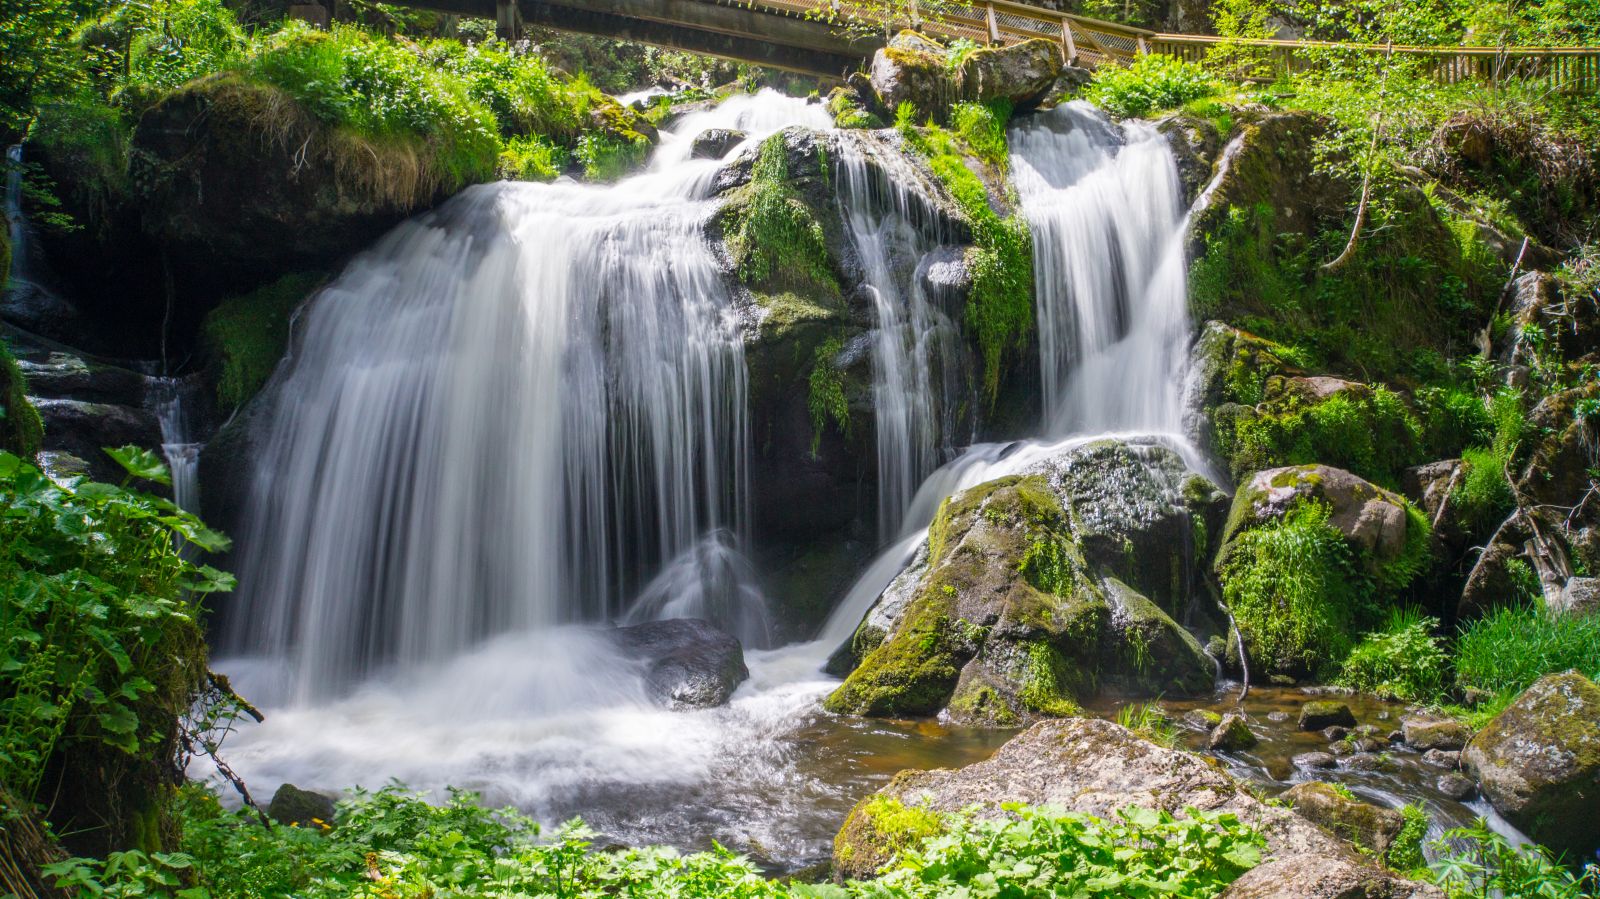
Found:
<box><xmin>0</xmin><ymin>340</ymin><xmax>44</xmax><ymax>459</ymax></box>
<box><xmin>202</xmin><ymin>272</ymin><xmax>325</xmax><ymax>411</ymax></box>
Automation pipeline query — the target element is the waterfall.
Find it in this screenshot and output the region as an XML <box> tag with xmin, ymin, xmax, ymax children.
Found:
<box><xmin>832</xmin><ymin>134</ymin><xmax>967</xmax><ymax>537</ymax></box>
<box><xmin>1010</xmin><ymin>101</ymin><xmax>1190</xmax><ymax>436</ymax></box>
<box><xmin>148</xmin><ymin>376</ymin><xmax>202</xmax><ymax>513</ymax></box>
<box><xmin>226</xmin><ymin>91</ymin><xmax>830</xmax><ymax>700</ymax></box>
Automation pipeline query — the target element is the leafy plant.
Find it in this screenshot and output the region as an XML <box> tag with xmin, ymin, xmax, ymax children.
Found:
<box><xmin>1336</xmin><ymin>608</ymin><xmax>1448</xmax><ymax>702</ymax></box>
<box><xmin>1085</xmin><ymin>54</ymin><xmax>1220</xmax><ymax>119</ymax></box>
<box><xmin>1427</xmin><ymin>818</ymin><xmax>1600</xmax><ymax>897</ymax></box>
<box><xmin>1115</xmin><ymin>701</ymin><xmax>1180</xmax><ymax>748</ymax></box>
<box><xmin>808</xmin><ymin>337</ymin><xmax>850</xmax><ymax>456</ymax></box>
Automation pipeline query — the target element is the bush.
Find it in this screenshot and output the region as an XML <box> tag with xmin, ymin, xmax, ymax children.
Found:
<box><xmin>1454</xmin><ymin>603</ymin><xmax>1600</xmax><ymax>704</ymax></box>
<box><xmin>1084</xmin><ymin>54</ymin><xmax>1220</xmax><ymax>119</ymax></box>
<box><xmin>1221</xmin><ymin>385</ymin><xmax>1421</xmax><ymax>485</ymax></box>
<box><xmin>1427</xmin><ymin>818</ymin><xmax>1600</xmax><ymax>897</ymax></box>
<box><xmin>1336</xmin><ymin>608</ymin><xmax>1448</xmax><ymax>702</ymax></box>
<box><xmin>49</xmin><ymin>787</ymin><xmax>1266</xmax><ymax>899</ymax></box>
<box><xmin>420</xmin><ymin>38</ymin><xmax>582</xmax><ymax>140</ymax></box>
<box><xmin>1221</xmin><ymin>502</ymin><xmax>1366</xmax><ymax>677</ymax></box>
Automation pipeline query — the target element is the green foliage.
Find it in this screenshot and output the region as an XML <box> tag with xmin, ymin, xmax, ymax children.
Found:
<box><xmin>1386</xmin><ymin>804</ymin><xmax>1430</xmax><ymax>872</ymax></box>
<box><xmin>0</xmin><ymin>338</ymin><xmax>44</xmax><ymax>458</ymax></box>
<box><xmin>1084</xmin><ymin>54</ymin><xmax>1220</xmax><ymax>119</ymax></box>
<box><xmin>1220</xmin><ymin>385</ymin><xmax>1420</xmax><ymax>485</ymax></box>
<box><xmin>0</xmin><ymin>450</ymin><xmax>231</xmax><ymax>798</ymax></box>
<box><xmin>808</xmin><ymin>337</ymin><xmax>850</xmax><ymax>457</ymax></box>
<box><xmin>0</xmin><ymin>0</ymin><xmax>103</xmax><ymax>140</ymax></box>
<box><xmin>948</xmin><ymin>100</ymin><xmax>1011</xmax><ymax>169</ymax></box>
<box><xmin>99</xmin><ymin>0</ymin><xmax>247</xmax><ymax>96</ymax></box>
<box><xmin>419</xmin><ymin>38</ymin><xmax>582</xmax><ymax>141</ymax></box>
<box><xmin>1427</xmin><ymin>818</ymin><xmax>1600</xmax><ymax>898</ymax></box>
<box><xmin>1018</xmin><ymin>641</ymin><xmax>1081</xmax><ymax>717</ymax></box>
<box><xmin>498</xmin><ymin>134</ymin><xmax>565</xmax><ymax>181</ymax></box>
<box><xmin>723</xmin><ymin>134</ymin><xmax>837</xmax><ymax>295</ymax></box>
<box><xmin>1454</xmin><ymin>602</ymin><xmax>1600</xmax><ymax>707</ymax></box>
<box><xmin>202</xmin><ymin>272</ymin><xmax>323</xmax><ymax>411</ymax></box>
<box><xmin>1222</xmin><ymin>502</ymin><xmax>1365</xmax><ymax>677</ymax></box>
<box><xmin>1336</xmin><ymin>608</ymin><xmax>1448</xmax><ymax>702</ymax></box>
<box><xmin>899</xmin><ymin>120</ymin><xmax>1031</xmax><ymax>403</ymax></box>
<box><xmin>53</xmin><ymin>787</ymin><xmax>1268</xmax><ymax>899</ymax></box>
<box><xmin>868</xmin><ymin>804</ymin><xmax>1263</xmax><ymax>898</ymax></box>
<box><xmin>1114</xmin><ymin>701</ymin><xmax>1180</xmax><ymax>748</ymax></box>
<box><xmin>575</xmin><ymin>131</ymin><xmax>649</xmax><ymax>182</ymax></box>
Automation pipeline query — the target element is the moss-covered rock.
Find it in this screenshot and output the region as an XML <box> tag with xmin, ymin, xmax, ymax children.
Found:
<box><xmin>202</xmin><ymin>272</ymin><xmax>325</xmax><ymax>412</ymax></box>
<box><xmin>826</xmin><ymin>439</ymin><xmax>1225</xmax><ymax>719</ymax></box>
<box><xmin>1282</xmin><ymin>782</ymin><xmax>1405</xmax><ymax>856</ymax></box>
<box><xmin>0</xmin><ymin>337</ymin><xmax>44</xmax><ymax>460</ymax></box>
<box><xmin>865</xmin><ymin>32</ymin><xmax>1062</xmax><ymax>125</ymax></box>
<box><xmin>1208</xmin><ymin>711</ymin><xmax>1258</xmax><ymax>750</ymax></box>
<box><xmin>833</xmin><ymin>788</ymin><xmax>946</xmax><ymax>880</ymax></box>
<box><xmin>1461</xmin><ymin>671</ymin><xmax>1600</xmax><ymax>858</ymax></box>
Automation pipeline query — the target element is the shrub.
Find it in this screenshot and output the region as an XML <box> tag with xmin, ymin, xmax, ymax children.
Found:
<box><xmin>117</xmin><ymin>0</ymin><xmax>247</xmax><ymax>94</ymax></box>
<box><xmin>1084</xmin><ymin>54</ymin><xmax>1220</xmax><ymax>119</ymax></box>
<box><xmin>498</xmin><ymin>134</ymin><xmax>564</xmax><ymax>181</ymax></box>
<box><xmin>575</xmin><ymin>131</ymin><xmax>648</xmax><ymax>181</ymax></box>
<box><xmin>1336</xmin><ymin>608</ymin><xmax>1448</xmax><ymax>702</ymax></box>
<box><xmin>420</xmin><ymin>38</ymin><xmax>581</xmax><ymax>140</ymax></box>
<box><xmin>1454</xmin><ymin>602</ymin><xmax>1600</xmax><ymax>704</ymax></box>
<box><xmin>1428</xmin><ymin>818</ymin><xmax>1600</xmax><ymax>897</ymax></box>
<box><xmin>1221</xmin><ymin>502</ymin><xmax>1366</xmax><ymax>677</ymax></box>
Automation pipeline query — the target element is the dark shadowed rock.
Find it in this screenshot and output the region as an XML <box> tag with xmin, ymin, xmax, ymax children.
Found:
<box><xmin>1294</xmin><ymin>751</ymin><xmax>1338</xmax><ymax>770</ymax></box>
<box><xmin>609</xmin><ymin>618</ymin><xmax>750</xmax><ymax>709</ymax></box>
<box><xmin>1461</xmin><ymin>671</ymin><xmax>1600</xmax><ymax>858</ymax></box>
<box><xmin>690</xmin><ymin>128</ymin><xmax>747</xmax><ymax>159</ymax></box>
<box><xmin>268</xmin><ymin>783</ymin><xmax>336</xmax><ymax>828</ymax></box>
<box><xmin>30</xmin><ymin>399</ymin><xmax>163</xmax><ymax>484</ymax></box>
<box><xmin>1220</xmin><ymin>853</ymin><xmax>1444</xmax><ymax>899</ymax></box>
<box><xmin>1299</xmin><ymin>701</ymin><xmax>1356</xmax><ymax>731</ymax></box>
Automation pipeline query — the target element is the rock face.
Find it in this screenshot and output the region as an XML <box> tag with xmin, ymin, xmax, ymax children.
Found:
<box><xmin>866</xmin><ymin>32</ymin><xmax>1063</xmax><ymax>121</ymax></box>
<box><xmin>267</xmin><ymin>783</ymin><xmax>336</xmax><ymax>828</ymax></box>
<box><xmin>690</xmin><ymin>128</ymin><xmax>747</xmax><ymax>159</ymax></box>
<box><xmin>1282</xmin><ymin>782</ymin><xmax>1404</xmax><ymax>855</ymax></box>
<box><xmin>825</xmin><ymin>439</ymin><xmax>1227</xmax><ymax>721</ymax></box>
<box><xmin>1189</xmin><ymin>111</ymin><xmax>1349</xmax><ymax>252</ymax></box>
<box><xmin>1220</xmin><ymin>854</ymin><xmax>1444</xmax><ymax>899</ymax></box>
<box><xmin>608</xmin><ymin>619</ymin><xmax>750</xmax><ymax>709</ymax></box>
<box><xmin>834</xmin><ymin>717</ymin><xmax>1352</xmax><ymax>881</ymax></box>
<box><xmin>1460</xmin><ymin>671</ymin><xmax>1600</xmax><ymax>858</ymax></box>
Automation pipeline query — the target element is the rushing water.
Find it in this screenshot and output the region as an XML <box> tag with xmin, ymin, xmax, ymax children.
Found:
<box><xmin>206</xmin><ymin>96</ymin><xmax>1487</xmax><ymax>873</ymax></box>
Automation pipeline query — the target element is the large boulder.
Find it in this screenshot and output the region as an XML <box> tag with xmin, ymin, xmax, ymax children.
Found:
<box><xmin>956</xmin><ymin>39</ymin><xmax>1063</xmax><ymax>108</ymax></box>
<box><xmin>607</xmin><ymin>619</ymin><xmax>750</xmax><ymax>709</ymax></box>
<box><xmin>1281</xmin><ymin>782</ymin><xmax>1404</xmax><ymax>856</ymax></box>
<box><xmin>1220</xmin><ymin>854</ymin><xmax>1444</xmax><ymax>899</ymax></box>
<box><xmin>825</xmin><ymin>438</ymin><xmax>1227</xmax><ymax>721</ymax></box>
<box><xmin>1460</xmin><ymin>671</ymin><xmax>1600</xmax><ymax>858</ymax></box>
<box><xmin>834</xmin><ymin>717</ymin><xmax>1353</xmax><ymax>880</ymax></box>
<box><xmin>267</xmin><ymin>783</ymin><xmax>336</xmax><ymax>828</ymax></box>
<box><xmin>867</xmin><ymin>33</ymin><xmax>952</xmax><ymax>120</ymax></box>
<box><xmin>867</xmin><ymin>33</ymin><xmax>1062</xmax><ymax>123</ymax></box>
<box><xmin>1223</xmin><ymin>466</ymin><xmax>1422</xmax><ymax>572</ymax></box>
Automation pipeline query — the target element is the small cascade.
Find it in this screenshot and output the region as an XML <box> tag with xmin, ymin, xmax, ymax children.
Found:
<box><xmin>1009</xmin><ymin>101</ymin><xmax>1191</xmax><ymax>436</ymax></box>
<box><xmin>622</xmin><ymin>529</ymin><xmax>772</xmax><ymax>648</ymax></box>
<box><xmin>226</xmin><ymin>90</ymin><xmax>829</xmax><ymax>699</ymax></box>
<box><xmin>147</xmin><ymin>377</ymin><xmax>202</xmax><ymax>513</ymax></box>
<box><xmin>832</xmin><ymin>134</ymin><xmax>968</xmax><ymax>538</ymax></box>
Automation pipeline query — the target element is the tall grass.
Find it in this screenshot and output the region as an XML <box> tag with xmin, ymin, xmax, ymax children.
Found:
<box><xmin>1455</xmin><ymin>603</ymin><xmax>1600</xmax><ymax>701</ymax></box>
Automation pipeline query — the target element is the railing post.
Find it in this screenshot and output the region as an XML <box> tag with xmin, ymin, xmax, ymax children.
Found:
<box><xmin>495</xmin><ymin>0</ymin><xmax>522</xmax><ymax>41</ymax></box>
<box><xmin>1137</xmin><ymin>35</ymin><xmax>1148</xmax><ymax>55</ymax></box>
<box><xmin>909</xmin><ymin>0</ymin><xmax>920</xmax><ymax>29</ymax></box>
<box><xmin>986</xmin><ymin>1</ymin><xmax>999</xmax><ymax>43</ymax></box>
<box><xmin>1061</xmin><ymin>20</ymin><xmax>1077</xmax><ymax>64</ymax></box>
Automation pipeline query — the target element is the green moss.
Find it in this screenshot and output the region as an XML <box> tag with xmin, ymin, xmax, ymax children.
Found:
<box><xmin>1387</xmin><ymin>804</ymin><xmax>1429</xmax><ymax>870</ymax></box>
<box><xmin>202</xmin><ymin>272</ymin><xmax>325</xmax><ymax>411</ymax></box>
<box><xmin>575</xmin><ymin>131</ymin><xmax>649</xmax><ymax>181</ymax></box>
<box><xmin>0</xmin><ymin>337</ymin><xmax>44</xmax><ymax>459</ymax></box>
<box><xmin>826</xmin><ymin>87</ymin><xmax>881</xmax><ymax>130</ymax></box>
<box><xmin>946</xmin><ymin>680</ymin><xmax>1022</xmax><ymax>726</ymax></box>
<box><xmin>833</xmin><ymin>794</ymin><xmax>945</xmax><ymax>875</ymax></box>
<box><xmin>719</xmin><ymin>134</ymin><xmax>838</xmax><ymax>297</ymax></box>
<box><xmin>1217</xmin><ymin>381</ymin><xmax>1421</xmax><ymax>486</ymax></box>
<box><xmin>1017</xmin><ymin>641</ymin><xmax>1082</xmax><ymax>716</ymax></box>
<box><xmin>900</xmin><ymin>121</ymin><xmax>1032</xmax><ymax>403</ymax></box>
<box><xmin>823</xmin><ymin>597</ymin><xmax>963</xmax><ymax>716</ymax></box>
<box><xmin>807</xmin><ymin>336</ymin><xmax>849</xmax><ymax>456</ymax></box>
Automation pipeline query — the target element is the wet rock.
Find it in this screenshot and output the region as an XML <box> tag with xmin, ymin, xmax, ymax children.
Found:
<box><xmin>1329</xmin><ymin>741</ymin><xmax>1355</xmax><ymax>757</ymax></box>
<box><xmin>1294</xmin><ymin>751</ymin><xmax>1338</xmax><ymax>770</ymax></box>
<box><xmin>608</xmin><ymin>619</ymin><xmax>750</xmax><ymax>709</ymax></box>
<box><xmin>1437</xmin><ymin>773</ymin><xmax>1475</xmax><ymax>800</ymax></box>
<box><xmin>690</xmin><ymin>128</ymin><xmax>747</xmax><ymax>159</ymax></box>
<box><xmin>1181</xmin><ymin>321</ymin><xmax>1294</xmax><ymax>460</ymax></box>
<box><xmin>833</xmin><ymin>717</ymin><xmax>1350</xmax><ymax>879</ymax></box>
<box><xmin>917</xmin><ymin>246</ymin><xmax>972</xmax><ymax>303</ymax></box>
<box><xmin>1300</xmin><ymin>701</ymin><xmax>1357</xmax><ymax>731</ymax></box>
<box><xmin>1220</xmin><ymin>853</ymin><xmax>1445</xmax><ymax>899</ymax></box>
<box><xmin>267</xmin><ymin>783</ymin><xmax>336</xmax><ymax>828</ymax></box>
<box><xmin>1185</xmin><ymin>709</ymin><xmax>1223</xmax><ymax>730</ymax></box>
<box><xmin>1157</xmin><ymin>114</ymin><xmax>1224</xmax><ymax>204</ymax></box>
<box><xmin>1387</xmin><ymin>730</ymin><xmax>1404</xmax><ymax>743</ymax></box>
<box><xmin>1460</xmin><ymin>671</ymin><xmax>1600</xmax><ymax>858</ymax></box>
<box><xmin>1343</xmin><ymin>753</ymin><xmax>1385</xmax><ymax>771</ymax></box>
<box><xmin>30</xmin><ymin>398</ymin><xmax>163</xmax><ymax>484</ymax></box>
<box><xmin>1209</xmin><ymin>712</ymin><xmax>1258</xmax><ymax>751</ymax></box>
<box><xmin>1283</xmin><ymin>782</ymin><xmax>1405</xmax><ymax>854</ymax></box>
<box><xmin>1423</xmin><ymin>749</ymin><xmax>1460</xmax><ymax>768</ymax></box>
<box><xmin>1268</xmin><ymin>674</ymin><xmax>1298</xmax><ymax>687</ymax></box>
<box><xmin>1352</xmin><ymin>724</ymin><xmax>1385</xmax><ymax>739</ymax></box>
<box><xmin>1401</xmin><ymin>715</ymin><xmax>1471</xmax><ymax>752</ymax></box>
<box><xmin>825</xmin><ymin>439</ymin><xmax>1225</xmax><ymax>720</ymax></box>
<box><xmin>1266</xmin><ymin>710</ymin><xmax>1288</xmax><ymax>723</ymax></box>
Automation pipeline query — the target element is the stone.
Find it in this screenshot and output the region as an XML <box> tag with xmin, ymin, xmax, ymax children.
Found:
<box><xmin>1437</xmin><ymin>773</ymin><xmax>1475</xmax><ymax>801</ymax></box>
<box><xmin>1209</xmin><ymin>712</ymin><xmax>1259</xmax><ymax>751</ymax></box>
<box><xmin>1460</xmin><ymin>671</ymin><xmax>1600</xmax><ymax>858</ymax></box>
<box><xmin>689</xmin><ymin>128</ymin><xmax>747</xmax><ymax>159</ymax></box>
<box><xmin>30</xmin><ymin>398</ymin><xmax>164</xmax><ymax>484</ymax></box>
<box><xmin>1344</xmin><ymin>753</ymin><xmax>1386</xmax><ymax>771</ymax></box>
<box><xmin>1219</xmin><ymin>853</ymin><xmax>1445</xmax><ymax>898</ymax></box>
<box><xmin>1557</xmin><ymin>576</ymin><xmax>1600</xmax><ymax>616</ymax></box>
<box><xmin>1266</xmin><ymin>710</ymin><xmax>1288</xmax><ymax>722</ymax></box>
<box><xmin>833</xmin><ymin>717</ymin><xmax>1350</xmax><ymax>880</ymax></box>
<box><xmin>867</xmin><ymin>33</ymin><xmax>950</xmax><ymax>120</ymax></box>
<box><xmin>1328</xmin><ymin>741</ymin><xmax>1355</xmax><ymax>757</ymax></box>
<box><xmin>956</xmin><ymin>38</ymin><xmax>1063</xmax><ymax>108</ymax></box>
<box><xmin>607</xmin><ymin>619</ymin><xmax>749</xmax><ymax>709</ymax></box>
<box><xmin>1185</xmin><ymin>709</ymin><xmax>1224</xmax><ymax>730</ymax></box>
<box><xmin>1228</xmin><ymin>466</ymin><xmax>1415</xmax><ymax>566</ymax></box>
<box><xmin>1283</xmin><ymin>782</ymin><xmax>1405</xmax><ymax>855</ymax></box>
<box><xmin>1422</xmin><ymin>749</ymin><xmax>1460</xmax><ymax>768</ymax></box>
<box><xmin>1294</xmin><ymin>751</ymin><xmax>1338</xmax><ymax>769</ymax></box>
<box><xmin>1300</xmin><ymin>701</ymin><xmax>1357</xmax><ymax>731</ymax></box>
<box><xmin>1401</xmin><ymin>715</ymin><xmax>1471</xmax><ymax>752</ymax></box>
<box><xmin>267</xmin><ymin>783</ymin><xmax>336</xmax><ymax>828</ymax></box>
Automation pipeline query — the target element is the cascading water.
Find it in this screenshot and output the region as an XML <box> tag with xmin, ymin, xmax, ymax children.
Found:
<box><xmin>832</xmin><ymin>134</ymin><xmax>968</xmax><ymax>537</ymax></box>
<box><xmin>225</xmin><ymin>90</ymin><xmax>829</xmax><ymax>699</ymax></box>
<box><xmin>147</xmin><ymin>377</ymin><xmax>202</xmax><ymax>513</ymax></box>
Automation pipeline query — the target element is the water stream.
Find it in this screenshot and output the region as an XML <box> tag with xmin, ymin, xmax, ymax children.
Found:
<box><xmin>205</xmin><ymin>97</ymin><xmax>1488</xmax><ymax>872</ymax></box>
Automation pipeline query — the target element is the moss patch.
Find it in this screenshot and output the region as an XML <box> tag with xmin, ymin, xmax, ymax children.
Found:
<box><xmin>0</xmin><ymin>337</ymin><xmax>44</xmax><ymax>459</ymax></box>
<box><xmin>202</xmin><ymin>272</ymin><xmax>325</xmax><ymax>411</ymax></box>
<box><xmin>1216</xmin><ymin>379</ymin><xmax>1421</xmax><ymax>486</ymax></box>
<box><xmin>833</xmin><ymin>792</ymin><xmax>945</xmax><ymax>878</ymax></box>
<box><xmin>718</xmin><ymin>133</ymin><xmax>838</xmax><ymax>298</ymax></box>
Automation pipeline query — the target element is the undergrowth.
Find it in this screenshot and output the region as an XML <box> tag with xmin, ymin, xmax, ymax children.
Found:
<box><xmin>1335</xmin><ymin>607</ymin><xmax>1448</xmax><ymax>703</ymax></box>
<box><xmin>1454</xmin><ymin>602</ymin><xmax>1600</xmax><ymax>707</ymax></box>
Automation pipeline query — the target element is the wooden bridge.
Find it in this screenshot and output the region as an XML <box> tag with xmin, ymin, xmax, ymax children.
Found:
<box><xmin>406</xmin><ymin>0</ymin><xmax>1600</xmax><ymax>85</ymax></box>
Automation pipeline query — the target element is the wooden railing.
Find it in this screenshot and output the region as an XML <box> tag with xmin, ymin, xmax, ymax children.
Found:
<box><xmin>727</xmin><ymin>0</ymin><xmax>1600</xmax><ymax>90</ymax></box>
